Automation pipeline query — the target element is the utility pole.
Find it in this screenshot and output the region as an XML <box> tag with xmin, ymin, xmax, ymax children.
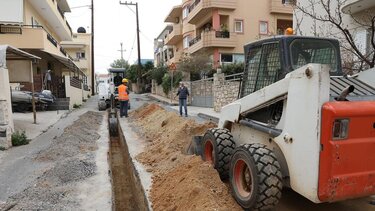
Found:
<box><xmin>118</xmin><ymin>42</ymin><xmax>126</xmax><ymax>61</ymax></box>
<box><xmin>91</xmin><ymin>0</ymin><xmax>95</xmax><ymax>95</ymax></box>
<box><xmin>119</xmin><ymin>1</ymin><xmax>141</xmax><ymax>93</ymax></box>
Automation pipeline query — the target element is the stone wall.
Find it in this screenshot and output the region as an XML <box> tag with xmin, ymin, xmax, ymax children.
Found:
<box><xmin>213</xmin><ymin>73</ymin><xmax>240</xmax><ymax>112</ymax></box>
<box><xmin>151</xmin><ymin>80</ymin><xmax>191</xmax><ymax>103</ymax></box>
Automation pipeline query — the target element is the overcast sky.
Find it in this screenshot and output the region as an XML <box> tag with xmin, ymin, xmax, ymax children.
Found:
<box><xmin>66</xmin><ymin>0</ymin><xmax>180</xmax><ymax>73</ymax></box>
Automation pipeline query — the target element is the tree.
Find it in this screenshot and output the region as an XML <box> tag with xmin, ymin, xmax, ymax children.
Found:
<box><xmin>110</xmin><ymin>59</ymin><xmax>130</xmax><ymax>69</ymax></box>
<box><xmin>178</xmin><ymin>51</ymin><xmax>213</xmax><ymax>80</ymax></box>
<box><xmin>294</xmin><ymin>0</ymin><xmax>375</xmax><ymax>72</ymax></box>
<box><xmin>151</xmin><ymin>66</ymin><xmax>167</xmax><ymax>85</ymax></box>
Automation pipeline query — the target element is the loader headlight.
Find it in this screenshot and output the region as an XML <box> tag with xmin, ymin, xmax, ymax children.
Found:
<box><xmin>332</xmin><ymin>119</ymin><xmax>349</xmax><ymax>140</ymax></box>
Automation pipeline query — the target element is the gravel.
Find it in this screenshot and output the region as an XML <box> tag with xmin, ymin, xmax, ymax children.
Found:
<box><xmin>0</xmin><ymin>111</ymin><xmax>103</xmax><ymax>211</ymax></box>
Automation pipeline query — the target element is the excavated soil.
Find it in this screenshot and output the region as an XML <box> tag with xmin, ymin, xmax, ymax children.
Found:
<box><xmin>129</xmin><ymin>104</ymin><xmax>242</xmax><ymax>211</ymax></box>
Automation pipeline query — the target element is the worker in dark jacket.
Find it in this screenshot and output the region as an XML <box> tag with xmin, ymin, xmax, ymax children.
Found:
<box><xmin>176</xmin><ymin>82</ymin><xmax>189</xmax><ymax>117</ymax></box>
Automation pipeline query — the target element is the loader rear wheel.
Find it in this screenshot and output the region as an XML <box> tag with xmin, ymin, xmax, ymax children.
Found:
<box><xmin>202</xmin><ymin>128</ymin><xmax>235</xmax><ymax>180</ymax></box>
<box><xmin>230</xmin><ymin>144</ymin><xmax>282</xmax><ymax>210</ymax></box>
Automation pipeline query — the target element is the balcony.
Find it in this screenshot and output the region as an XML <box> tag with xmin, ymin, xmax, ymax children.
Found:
<box><xmin>28</xmin><ymin>0</ymin><xmax>73</xmax><ymax>41</ymax></box>
<box><xmin>270</xmin><ymin>0</ymin><xmax>293</xmax><ymax>14</ymax></box>
<box><xmin>342</xmin><ymin>0</ymin><xmax>375</xmax><ymax>14</ymax></box>
<box><xmin>164</xmin><ymin>24</ymin><xmax>183</xmax><ymax>45</ymax></box>
<box><xmin>188</xmin><ymin>30</ymin><xmax>236</xmax><ymax>54</ymax></box>
<box><xmin>0</xmin><ymin>25</ymin><xmax>67</xmax><ymax>56</ymax></box>
<box><xmin>167</xmin><ymin>50</ymin><xmax>183</xmax><ymax>65</ymax></box>
<box><xmin>187</xmin><ymin>0</ymin><xmax>237</xmax><ymax>24</ymax></box>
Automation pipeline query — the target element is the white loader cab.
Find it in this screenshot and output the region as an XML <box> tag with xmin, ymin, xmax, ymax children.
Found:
<box><xmin>198</xmin><ymin>36</ymin><xmax>375</xmax><ymax>210</ymax></box>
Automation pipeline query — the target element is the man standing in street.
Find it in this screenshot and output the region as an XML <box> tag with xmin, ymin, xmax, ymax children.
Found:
<box><xmin>118</xmin><ymin>78</ymin><xmax>129</xmax><ymax>118</ymax></box>
<box><xmin>176</xmin><ymin>82</ymin><xmax>189</xmax><ymax>117</ymax></box>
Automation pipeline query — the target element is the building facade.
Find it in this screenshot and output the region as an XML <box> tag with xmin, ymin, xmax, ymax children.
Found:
<box><xmin>293</xmin><ymin>0</ymin><xmax>375</xmax><ymax>71</ymax></box>
<box><xmin>156</xmin><ymin>0</ymin><xmax>293</xmax><ymax>68</ymax></box>
<box><xmin>61</xmin><ymin>30</ymin><xmax>92</xmax><ymax>93</ymax></box>
<box><xmin>0</xmin><ymin>0</ymin><xmax>90</xmax><ymax>105</ymax></box>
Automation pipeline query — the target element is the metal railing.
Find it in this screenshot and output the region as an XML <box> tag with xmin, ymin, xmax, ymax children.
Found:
<box><xmin>189</xmin><ymin>0</ymin><xmax>201</xmax><ymax>12</ymax></box>
<box><xmin>70</xmin><ymin>77</ymin><xmax>81</xmax><ymax>89</ymax></box>
<box><xmin>215</xmin><ymin>31</ymin><xmax>230</xmax><ymax>38</ymax></box>
<box><xmin>189</xmin><ymin>34</ymin><xmax>202</xmax><ymax>46</ymax></box>
<box><xmin>0</xmin><ymin>24</ymin><xmax>22</xmax><ymax>34</ymax></box>
<box><xmin>47</xmin><ymin>33</ymin><xmax>58</xmax><ymax>47</ymax></box>
<box><xmin>60</xmin><ymin>47</ymin><xmax>67</xmax><ymax>56</ymax></box>
<box><xmin>224</xmin><ymin>72</ymin><xmax>243</xmax><ymax>81</ymax></box>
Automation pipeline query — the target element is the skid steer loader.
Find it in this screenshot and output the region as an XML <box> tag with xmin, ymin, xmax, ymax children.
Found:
<box><xmin>194</xmin><ymin>36</ymin><xmax>375</xmax><ymax>210</ymax></box>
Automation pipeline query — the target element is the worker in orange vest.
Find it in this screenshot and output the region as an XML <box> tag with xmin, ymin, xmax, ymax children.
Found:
<box><xmin>118</xmin><ymin>78</ymin><xmax>129</xmax><ymax>118</ymax></box>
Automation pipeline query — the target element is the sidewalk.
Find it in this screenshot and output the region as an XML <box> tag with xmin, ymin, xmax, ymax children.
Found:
<box><xmin>13</xmin><ymin>110</ymin><xmax>69</xmax><ymax>140</ymax></box>
<box><xmin>148</xmin><ymin>93</ymin><xmax>220</xmax><ymax>123</ymax></box>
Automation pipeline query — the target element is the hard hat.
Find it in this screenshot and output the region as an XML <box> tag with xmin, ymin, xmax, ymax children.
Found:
<box><xmin>285</xmin><ymin>28</ymin><xmax>294</xmax><ymax>35</ymax></box>
<box><xmin>122</xmin><ymin>78</ymin><xmax>128</xmax><ymax>83</ymax></box>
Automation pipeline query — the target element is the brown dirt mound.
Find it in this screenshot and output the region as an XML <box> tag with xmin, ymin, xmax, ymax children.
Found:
<box><xmin>129</xmin><ymin>104</ymin><xmax>241</xmax><ymax>211</ymax></box>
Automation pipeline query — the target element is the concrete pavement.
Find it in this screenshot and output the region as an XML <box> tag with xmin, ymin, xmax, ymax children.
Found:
<box><xmin>13</xmin><ymin>110</ymin><xmax>69</xmax><ymax>140</ymax></box>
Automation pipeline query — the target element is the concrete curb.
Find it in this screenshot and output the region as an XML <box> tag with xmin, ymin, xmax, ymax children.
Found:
<box><xmin>147</xmin><ymin>94</ymin><xmax>178</xmax><ymax>106</ymax></box>
<box><xmin>197</xmin><ymin>113</ymin><xmax>219</xmax><ymax>123</ymax></box>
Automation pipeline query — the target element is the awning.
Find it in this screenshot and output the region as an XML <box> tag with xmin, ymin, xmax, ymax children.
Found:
<box><xmin>0</xmin><ymin>45</ymin><xmax>40</xmax><ymax>68</ymax></box>
<box><xmin>42</xmin><ymin>50</ymin><xmax>85</xmax><ymax>76</ymax></box>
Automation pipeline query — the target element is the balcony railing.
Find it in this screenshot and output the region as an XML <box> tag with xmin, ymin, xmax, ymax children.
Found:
<box><xmin>0</xmin><ymin>24</ymin><xmax>22</xmax><ymax>34</ymax></box>
<box><xmin>70</xmin><ymin>76</ymin><xmax>81</xmax><ymax>89</ymax></box>
<box><xmin>47</xmin><ymin>33</ymin><xmax>58</xmax><ymax>47</ymax></box>
<box><xmin>189</xmin><ymin>34</ymin><xmax>202</xmax><ymax>47</ymax></box>
<box><xmin>215</xmin><ymin>31</ymin><xmax>230</xmax><ymax>38</ymax></box>
<box><xmin>60</xmin><ymin>47</ymin><xmax>67</xmax><ymax>56</ymax></box>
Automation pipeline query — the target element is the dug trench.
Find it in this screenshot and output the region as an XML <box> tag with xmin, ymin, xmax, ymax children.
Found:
<box><xmin>108</xmin><ymin>112</ymin><xmax>149</xmax><ymax>211</ymax></box>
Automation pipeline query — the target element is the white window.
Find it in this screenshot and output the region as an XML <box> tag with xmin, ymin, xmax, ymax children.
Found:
<box><xmin>183</xmin><ymin>36</ymin><xmax>191</xmax><ymax>49</ymax></box>
<box><xmin>76</xmin><ymin>51</ymin><xmax>86</xmax><ymax>59</ymax></box>
<box><xmin>259</xmin><ymin>21</ymin><xmax>268</xmax><ymax>35</ymax></box>
<box><xmin>183</xmin><ymin>6</ymin><xmax>189</xmax><ymax>19</ymax></box>
<box><xmin>234</xmin><ymin>20</ymin><xmax>243</xmax><ymax>33</ymax></box>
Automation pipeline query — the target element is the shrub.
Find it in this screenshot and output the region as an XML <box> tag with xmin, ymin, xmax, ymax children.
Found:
<box><xmin>12</xmin><ymin>131</ymin><xmax>29</xmax><ymax>146</ymax></box>
<box><xmin>161</xmin><ymin>71</ymin><xmax>183</xmax><ymax>95</ymax></box>
<box><xmin>73</xmin><ymin>103</ymin><xmax>81</xmax><ymax>108</ymax></box>
<box><xmin>151</xmin><ymin>66</ymin><xmax>167</xmax><ymax>85</ymax></box>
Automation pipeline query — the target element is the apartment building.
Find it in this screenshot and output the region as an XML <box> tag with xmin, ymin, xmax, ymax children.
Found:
<box><xmin>61</xmin><ymin>28</ymin><xmax>92</xmax><ymax>93</ymax></box>
<box><xmin>0</xmin><ymin>0</ymin><xmax>89</xmax><ymax>104</ymax></box>
<box><xmin>156</xmin><ymin>0</ymin><xmax>293</xmax><ymax>68</ymax></box>
<box><xmin>294</xmin><ymin>0</ymin><xmax>375</xmax><ymax>70</ymax></box>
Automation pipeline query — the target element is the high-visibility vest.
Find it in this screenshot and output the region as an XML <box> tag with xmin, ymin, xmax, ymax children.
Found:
<box><xmin>118</xmin><ymin>84</ymin><xmax>129</xmax><ymax>101</ymax></box>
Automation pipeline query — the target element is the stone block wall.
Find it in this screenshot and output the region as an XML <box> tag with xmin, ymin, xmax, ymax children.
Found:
<box><xmin>213</xmin><ymin>73</ymin><xmax>240</xmax><ymax>112</ymax></box>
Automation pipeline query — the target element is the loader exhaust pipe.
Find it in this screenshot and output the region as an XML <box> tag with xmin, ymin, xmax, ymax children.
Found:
<box><xmin>335</xmin><ymin>85</ymin><xmax>355</xmax><ymax>101</ymax></box>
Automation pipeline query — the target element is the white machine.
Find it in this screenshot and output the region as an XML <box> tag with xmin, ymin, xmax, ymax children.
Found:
<box><xmin>196</xmin><ymin>36</ymin><xmax>375</xmax><ymax>210</ymax></box>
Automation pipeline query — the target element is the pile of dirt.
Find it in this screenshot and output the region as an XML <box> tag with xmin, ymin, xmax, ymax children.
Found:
<box><xmin>130</xmin><ymin>104</ymin><xmax>242</xmax><ymax>211</ymax></box>
<box><xmin>1</xmin><ymin>111</ymin><xmax>103</xmax><ymax>210</ymax></box>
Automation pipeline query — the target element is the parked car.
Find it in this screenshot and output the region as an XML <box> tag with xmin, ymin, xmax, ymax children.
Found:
<box><xmin>11</xmin><ymin>90</ymin><xmax>32</xmax><ymax>112</ymax></box>
<box><xmin>11</xmin><ymin>90</ymin><xmax>55</xmax><ymax>112</ymax></box>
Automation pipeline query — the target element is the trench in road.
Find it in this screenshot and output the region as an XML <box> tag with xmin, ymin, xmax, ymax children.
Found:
<box><xmin>108</xmin><ymin>113</ymin><xmax>149</xmax><ymax>211</ymax></box>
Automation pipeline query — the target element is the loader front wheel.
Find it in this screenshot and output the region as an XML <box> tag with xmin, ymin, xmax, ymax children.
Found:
<box><xmin>230</xmin><ymin>144</ymin><xmax>282</xmax><ymax>210</ymax></box>
<box><xmin>202</xmin><ymin>128</ymin><xmax>235</xmax><ymax>180</ymax></box>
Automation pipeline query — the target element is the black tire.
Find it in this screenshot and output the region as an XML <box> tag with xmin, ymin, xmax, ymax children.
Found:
<box><xmin>16</xmin><ymin>102</ymin><xmax>28</xmax><ymax>112</ymax></box>
<box><xmin>201</xmin><ymin>128</ymin><xmax>235</xmax><ymax>180</ymax></box>
<box><xmin>230</xmin><ymin>144</ymin><xmax>282</xmax><ymax>210</ymax></box>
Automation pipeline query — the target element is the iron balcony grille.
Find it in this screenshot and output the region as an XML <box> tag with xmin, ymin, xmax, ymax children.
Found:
<box><xmin>189</xmin><ymin>34</ymin><xmax>202</xmax><ymax>47</ymax></box>
<box><xmin>0</xmin><ymin>25</ymin><xmax>22</xmax><ymax>34</ymax></box>
<box><xmin>47</xmin><ymin>33</ymin><xmax>58</xmax><ymax>47</ymax></box>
